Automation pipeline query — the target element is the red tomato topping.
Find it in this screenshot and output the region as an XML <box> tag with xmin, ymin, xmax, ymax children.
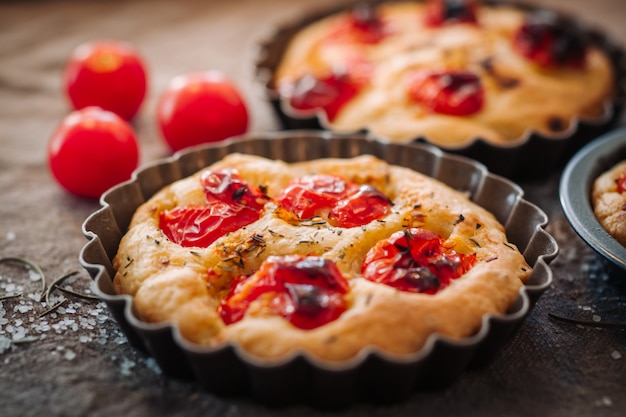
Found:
<box><xmin>219</xmin><ymin>255</ymin><xmax>350</xmax><ymax>329</ymax></box>
<box><xmin>361</xmin><ymin>228</ymin><xmax>476</xmax><ymax>294</ymax></box>
<box><xmin>276</xmin><ymin>174</ymin><xmax>391</xmax><ymax>227</ymax></box>
<box><xmin>342</xmin><ymin>3</ymin><xmax>389</xmax><ymax>44</ymax></box>
<box><xmin>617</xmin><ymin>171</ymin><xmax>626</xmax><ymax>194</ymax></box>
<box><xmin>423</xmin><ymin>0</ymin><xmax>478</xmax><ymax>27</ymax></box>
<box><xmin>159</xmin><ymin>203</ymin><xmax>259</xmax><ymax>249</ymax></box>
<box><xmin>328</xmin><ymin>185</ymin><xmax>392</xmax><ymax>228</ymax></box>
<box><xmin>513</xmin><ymin>14</ymin><xmax>587</xmax><ymax>68</ymax></box>
<box><xmin>64</xmin><ymin>41</ymin><xmax>147</xmax><ymax>120</ymax></box>
<box><xmin>160</xmin><ymin>169</ymin><xmax>268</xmax><ymax>247</ymax></box>
<box><xmin>287</xmin><ymin>71</ymin><xmax>362</xmax><ymax>121</ymax></box>
<box><xmin>200</xmin><ymin>169</ymin><xmax>267</xmax><ymax>210</ymax></box>
<box><xmin>407</xmin><ymin>70</ymin><xmax>484</xmax><ymax>116</ymax></box>
<box><xmin>276</xmin><ymin>174</ymin><xmax>349</xmax><ymax>220</ymax></box>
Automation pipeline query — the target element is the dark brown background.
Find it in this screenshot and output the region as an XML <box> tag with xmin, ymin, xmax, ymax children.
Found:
<box><xmin>1</xmin><ymin>1</ymin><xmax>625</xmax><ymax>416</ymax></box>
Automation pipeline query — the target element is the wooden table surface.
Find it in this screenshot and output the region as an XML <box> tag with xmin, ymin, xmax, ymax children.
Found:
<box><xmin>1</xmin><ymin>1</ymin><xmax>625</xmax><ymax>416</ymax></box>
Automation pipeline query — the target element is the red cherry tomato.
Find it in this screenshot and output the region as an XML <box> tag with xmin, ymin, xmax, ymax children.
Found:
<box><xmin>156</xmin><ymin>71</ymin><xmax>249</xmax><ymax>153</ymax></box>
<box><xmin>64</xmin><ymin>41</ymin><xmax>148</xmax><ymax>120</ymax></box>
<box><xmin>47</xmin><ymin>107</ymin><xmax>139</xmax><ymax>199</ymax></box>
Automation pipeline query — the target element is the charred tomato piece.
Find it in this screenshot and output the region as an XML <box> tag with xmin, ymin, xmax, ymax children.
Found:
<box><xmin>219</xmin><ymin>255</ymin><xmax>350</xmax><ymax>329</ymax></box>
<box><xmin>513</xmin><ymin>12</ymin><xmax>588</xmax><ymax>68</ymax></box>
<box><xmin>361</xmin><ymin>228</ymin><xmax>476</xmax><ymax>294</ymax></box>
<box><xmin>423</xmin><ymin>0</ymin><xmax>478</xmax><ymax>27</ymax></box>
<box><xmin>407</xmin><ymin>70</ymin><xmax>484</xmax><ymax>116</ymax></box>
<box><xmin>160</xmin><ymin>169</ymin><xmax>268</xmax><ymax>247</ymax></box>
<box><xmin>276</xmin><ymin>174</ymin><xmax>391</xmax><ymax>227</ymax></box>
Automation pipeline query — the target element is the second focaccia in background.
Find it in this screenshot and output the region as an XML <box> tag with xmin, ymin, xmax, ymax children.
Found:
<box><xmin>274</xmin><ymin>1</ymin><xmax>614</xmax><ymax>147</ymax></box>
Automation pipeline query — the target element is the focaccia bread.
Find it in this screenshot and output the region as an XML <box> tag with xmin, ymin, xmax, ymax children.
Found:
<box><xmin>591</xmin><ymin>160</ymin><xmax>626</xmax><ymax>246</ymax></box>
<box><xmin>273</xmin><ymin>0</ymin><xmax>615</xmax><ymax>147</ymax></box>
<box><xmin>113</xmin><ymin>153</ymin><xmax>531</xmax><ymax>361</ymax></box>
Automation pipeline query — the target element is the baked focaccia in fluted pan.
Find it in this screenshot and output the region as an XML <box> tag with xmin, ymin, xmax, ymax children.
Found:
<box><xmin>81</xmin><ymin>132</ymin><xmax>557</xmax><ymax>408</ymax></box>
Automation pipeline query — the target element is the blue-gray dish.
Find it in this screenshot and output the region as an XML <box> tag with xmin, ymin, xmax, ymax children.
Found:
<box><xmin>560</xmin><ymin>126</ymin><xmax>626</xmax><ymax>271</ymax></box>
<box><xmin>80</xmin><ymin>131</ymin><xmax>557</xmax><ymax>409</ymax></box>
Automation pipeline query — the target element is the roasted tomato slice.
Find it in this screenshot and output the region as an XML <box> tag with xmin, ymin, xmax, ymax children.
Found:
<box><xmin>343</xmin><ymin>3</ymin><xmax>389</xmax><ymax>44</ymax></box>
<box><xmin>407</xmin><ymin>70</ymin><xmax>484</xmax><ymax>116</ymax></box>
<box><xmin>327</xmin><ymin>184</ymin><xmax>392</xmax><ymax>228</ymax></box>
<box><xmin>276</xmin><ymin>174</ymin><xmax>349</xmax><ymax>220</ymax></box>
<box><xmin>160</xmin><ymin>203</ymin><xmax>260</xmax><ymax>248</ymax></box>
<box><xmin>286</xmin><ymin>71</ymin><xmax>362</xmax><ymax>122</ymax></box>
<box><xmin>617</xmin><ymin>171</ymin><xmax>626</xmax><ymax>194</ymax></box>
<box><xmin>219</xmin><ymin>255</ymin><xmax>350</xmax><ymax>329</ymax></box>
<box><xmin>320</xmin><ymin>3</ymin><xmax>389</xmax><ymax>45</ymax></box>
<box><xmin>200</xmin><ymin>168</ymin><xmax>268</xmax><ymax>210</ymax></box>
<box><xmin>513</xmin><ymin>12</ymin><xmax>588</xmax><ymax>68</ymax></box>
<box><xmin>160</xmin><ymin>169</ymin><xmax>268</xmax><ymax>248</ymax></box>
<box><xmin>361</xmin><ymin>228</ymin><xmax>476</xmax><ymax>294</ymax></box>
<box><xmin>276</xmin><ymin>174</ymin><xmax>391</xmax><ymax>227</ymax></box>
<box><xmin>423</xmin><ymin>0</ymin><xmax>478</xmax><ymax>27</ymax></box>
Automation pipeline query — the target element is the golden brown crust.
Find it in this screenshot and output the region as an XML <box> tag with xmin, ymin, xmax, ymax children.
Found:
<box><xmin>591</xmin><ymin>160</ymin><xmax>626</xmax><ymax>246</ymax></box>
<box><xmin>274</xmin><ymin>2</ymin><xmax>614</xmax><ymax>146</ymax></box>
<box><xmin>113</xmin><ymin>154</ymin><xmax>530</xmax><ymax>361</ymax></box>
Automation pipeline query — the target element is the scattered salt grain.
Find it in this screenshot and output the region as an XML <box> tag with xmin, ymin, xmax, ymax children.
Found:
<box><xmin>6</xmin><ymin>231</ymin><xmax>15</xmax><ymax>241</ymax></box>
<box><xmin>611</xmin><ymin>350</ymin><xmax>622</xmax><ymax>360</ymax></box>
<box><xmin>143</xmin><ymin>357</ymin><xmax>162</xmax><ymax>375</ymax></box>
<box><xmin>15</xmin><ymin>304</ymin><xmax>32</xmax><ymax>314</ymax></box>
<box><xmin>120</xmin><ymin>357</ymin><xmax>136</xmax><ymax>376</ymax></box>
<box><xmin>64</xmin><ymin>350</ymin><xmax>76</xmax><ymax>361</ymax></box>
<box><xmin>592</xmin><ymin>315</ymin><xmax>601</xmax><ymax>322</ymax></box>
<box><xmin>595</xmin><ymin>396</ymin><xmax>613</xmax><ymax>407</ymax></box>
<box><xmin>28</xmin><ymin>269</ymin><xmax>41</xmax><ymax>282</ymax></box>
<box><xmin>0</xmin><ymin>336</ymin><xmax>12</xmax><ymax>354</ymax></box>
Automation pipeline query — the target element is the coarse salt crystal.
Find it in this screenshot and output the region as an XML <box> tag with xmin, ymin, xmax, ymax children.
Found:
<box><xmin>143</xmin><ymin>357</ymin><xmax>162</xmax><ymax>375</ymax></box>
<box><xmin>592</xmin><ymin>315</ymin><xmax>601</xmax><ymax>322</ymax></box>
<box><xmin>0</xmin><ymin>336</ymin><xmax>12</xmax><ymax>354</ymax></box>
<box><xmin>611</xmin><ymin>350</ymin><xmax>622</xmax><ymax>360</ymax></box>
<box><xmin>120</xmin><ymin>357</ymin><xmax>136</xmax><ymax>376</ymax></box>
<box><xmin>28</xmin><ymin>270</ymin><xmax>41</xmax><ymax>282</ymax></box>
<box><xmin>595</xmin><ymin>396</ymin><xmax>613</xmax><ymax>407</ymax></box>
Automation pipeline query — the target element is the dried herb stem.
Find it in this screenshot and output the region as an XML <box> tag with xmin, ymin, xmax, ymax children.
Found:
<box><xmin>0</xmin><ymin>293</ymin><xmax>22</xmax><ymax>301</ymax></box>
<box><xmin>548</xmin><ymin>313</ymin><xmax>626</xmax><ymax>329</ymax></box>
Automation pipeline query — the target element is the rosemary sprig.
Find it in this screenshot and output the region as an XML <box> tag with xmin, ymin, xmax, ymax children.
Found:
<box><xmin>0</xmin><ymin>293</ymin><xmax>22</xmax><ymax>301</ymax></box>
<box><xmin>548</xmin><ymin>313</ymin><xmax>626</xmax><ymax>329</ymax></box>
<box><xmin>46</xmin><ymin>270</ymin><xmax>100</xmax><ymax>302</ymax></box>
<box><xmin>39</xmin><ymin>299</ymin><xmax>68</xmax><ymax>318</ymax></box>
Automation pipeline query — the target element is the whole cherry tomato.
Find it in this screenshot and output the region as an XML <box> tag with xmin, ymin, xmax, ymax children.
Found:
<box><xmin>64</xmin><ymin>40</ymin><xmax>148</xmax><ymax>120</ymax></box>
<box><xmin>47</xmin><ymin>107</ymin><xmax>139</xmax><ymax>199</ymax></box>
<box><xmin>156</xmin><ymin>71</ymin><xmax>249</xmax><ymax>153</ymax></box>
